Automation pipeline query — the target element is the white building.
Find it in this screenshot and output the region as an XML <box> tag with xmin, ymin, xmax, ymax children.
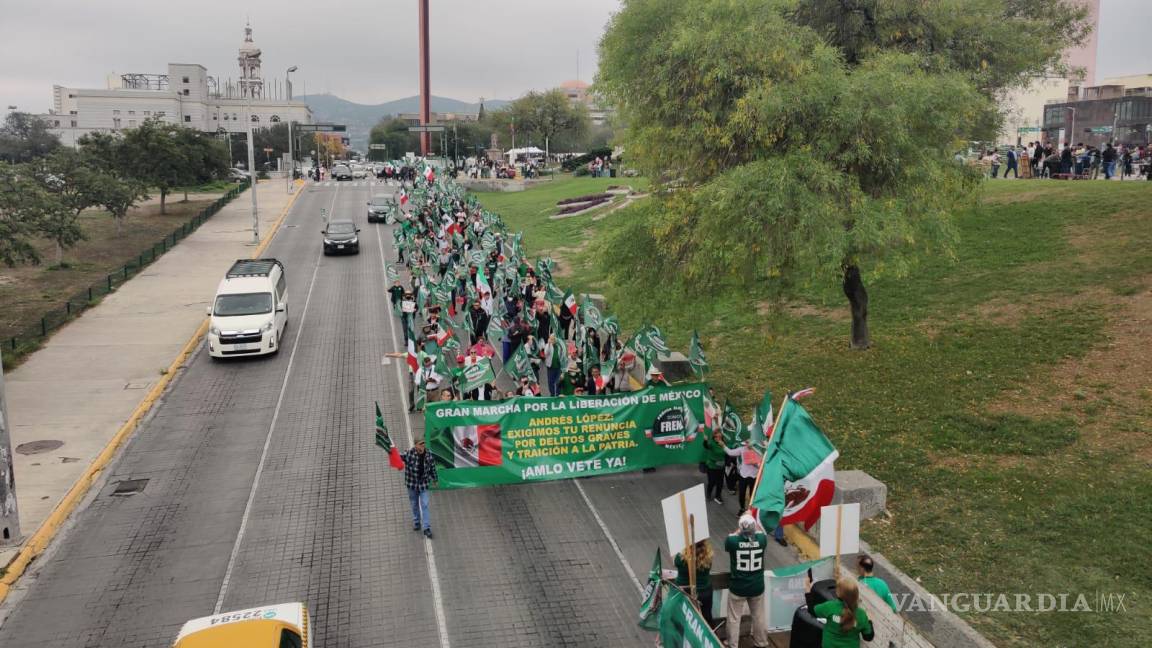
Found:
<box><xmin>37</xmin><ymin>24</ymin><xmax>311</xmax><ymax>146</ymax></box>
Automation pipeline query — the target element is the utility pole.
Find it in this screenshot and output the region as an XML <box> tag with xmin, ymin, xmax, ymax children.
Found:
<box><xmin>245</xmin><ymin>81</ymin><xmax>259</xmax><ymax>245</ymax></box>
<box><xmin>0</xmin><ymin>350</ymin><xmax>19</xmax><ymax>545</ymax></box>
<box><xmin>286</xmin><ymin>66</ymin><xmax>298</xmax><ymax>194</ymax></box>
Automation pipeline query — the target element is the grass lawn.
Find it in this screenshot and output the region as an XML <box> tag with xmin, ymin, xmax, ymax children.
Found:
<box><xmin>472</xmin><ymin>175</ymin><xmax>1152</xmax><ymax>647</ymax></box>
<box><xmin>0</xmin><ymin>193</ymin><xmax>228</xmax><ymax>366</ymax></box>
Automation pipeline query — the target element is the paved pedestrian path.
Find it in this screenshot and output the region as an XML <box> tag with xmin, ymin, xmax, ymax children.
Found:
<box><xmin>0</xmin><ymin>180</ymin><xmax>300</xmax><ymax>567</ymax></box>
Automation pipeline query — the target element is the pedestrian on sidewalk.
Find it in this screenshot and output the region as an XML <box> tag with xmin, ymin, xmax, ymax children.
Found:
<box><xmin>806</xmin><ymin>576</ymin><xmax>874</xmax><ymax>647</ymax></box>
<box><xmin>702</xmin><ymin>430</ymin><xmax>727</xmax><ymax>504</ymax></box>
<box><xmin>857</xmin><ymin>554</ymin><xmax>898</xmax><ymax>612</ymax></box>
<box><xmin>724</xmin><ymin>515</ymin><xmax>769</xmax><ymax>648</ymax></box>
<box><xmin>402</xmin><ymin>436</ymin><xmax>438</xmax><ymax>539</ymax></box>
<box><xmin>675</xmin><ymin>539</ymin><xmax>715</xmax><ymax>627</ymax></box>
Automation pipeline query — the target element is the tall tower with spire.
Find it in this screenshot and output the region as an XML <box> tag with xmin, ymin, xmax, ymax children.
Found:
<box><xmin>238</xmin><ymin>22</ymin><xmax>263</xmax><ymax>99</ymax></box>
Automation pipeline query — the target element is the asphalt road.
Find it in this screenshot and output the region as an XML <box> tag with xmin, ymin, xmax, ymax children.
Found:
<box><xmin>0</xmin><ymin>180</ymin><xmax>647</xmax><ymax>648</ymax></box>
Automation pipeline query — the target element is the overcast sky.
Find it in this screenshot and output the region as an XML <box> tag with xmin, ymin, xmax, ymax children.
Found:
<box><xmin>3</xmin><ymin>0</ymin><xmax>1150</xmax><ymax>113</ymax></box>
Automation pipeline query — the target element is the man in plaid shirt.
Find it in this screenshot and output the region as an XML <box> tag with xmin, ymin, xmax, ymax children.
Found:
<box><xmin>403</xmin><ymin>435</ymin><xmax>438</xmax><ymax>539</ymax></box>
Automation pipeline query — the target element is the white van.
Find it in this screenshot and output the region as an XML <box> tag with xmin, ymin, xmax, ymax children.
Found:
<box><xmin>207</xmin><ymin>258</ymin><xmax>287</xmax><ymax>358</ymax></box>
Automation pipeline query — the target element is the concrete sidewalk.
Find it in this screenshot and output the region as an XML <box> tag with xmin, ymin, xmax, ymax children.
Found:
<box><xmin>0</xmin><ymin>180</ymin><xmax>300</xmax><ymax>566</ymax></box>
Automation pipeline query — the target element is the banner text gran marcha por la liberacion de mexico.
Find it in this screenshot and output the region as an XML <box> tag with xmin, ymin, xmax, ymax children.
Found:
<box><xmin>424</xmin><ymin>383</ymin><xmax>710</xmax><ymax>489</ymax></box>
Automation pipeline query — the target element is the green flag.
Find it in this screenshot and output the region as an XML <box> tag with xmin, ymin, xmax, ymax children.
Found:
<box><xmin>689</xmin><ymin>330</ymin><xmax>709</xmax><ymax>377</ymax></box>
<box><xmin>602</xmin><ymin>316</ymin><xmax>620</xmax><ymax>337</ymax></box>
<box><xmin>506</xmin><ymin>343</ymin><xmax>534</xmax><ymax>381</ymax></box>
<box><xmin>580</xmin><ymin>296</ymin><xmax>602</xmax><ymax>329</ymax></box>
<box><xmin>658</xmin><ymin>586</ymin><xmax>722</xmax><ymax>648</ymax></box>
<box><xmin>460</xmin><ymin>358</ymin><xmax>496</xmax><ymax>393</ymax></box>
<box><xmin>638</xmin><ymin>548</ymin><xmax>663</xmax><ymax>631</ymax></box>
<box><xmin>721</xmin><ymin>401</ymin><xmax>747</xmax><ymax>447</ymax></box>
<box><xmin>386</xmin><ymin>265</ymin><xmax>399</xmax><ymax>284</ymax></box>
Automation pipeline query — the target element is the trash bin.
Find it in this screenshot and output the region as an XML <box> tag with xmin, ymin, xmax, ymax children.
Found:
<box><xmin>609</xmin><ymin>168</ymin><xmax>617</xmax><ymax>178</ymax></box>
<box><xmin>788</xmin><ymin>606</ymin><xmax>824</xmax><ymax>648</ymax></box>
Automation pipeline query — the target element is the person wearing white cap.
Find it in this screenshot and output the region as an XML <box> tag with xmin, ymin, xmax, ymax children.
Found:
<box><xmin>724</xmin><ymin>514</ymin><xmax>769</xmax><ymax>648</ymax></box>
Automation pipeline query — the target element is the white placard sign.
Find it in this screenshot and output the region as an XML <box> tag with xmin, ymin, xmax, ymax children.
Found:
<box><xmin>661</xmin><ymin>483</ymin><xmax>710</xmax><ymax>557</ymax></box>
<box><xmin>818</xmin><ymin>503</ymin><xmax>860</xmax><ymax>558</ymax></box>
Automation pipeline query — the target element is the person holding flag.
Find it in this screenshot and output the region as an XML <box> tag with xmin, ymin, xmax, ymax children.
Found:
<box><xmin>373</xmin><ymin>403</ymin><xmax>405</xmax><ymax>471</ymax></box>
<box><xmin>674</xmin><ymin>539</ymin><xmax>716</xmax><ymax>626</ymax></box>
<box><xmin>400</xmin><ymin>435</ymin><xmax>438</xmax><ymax>539</ymax></box>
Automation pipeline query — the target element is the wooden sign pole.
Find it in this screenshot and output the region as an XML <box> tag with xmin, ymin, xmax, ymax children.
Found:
<box><xmin>679</xmin><ymin>492</ymin><xmax>695</xmax><ymax>602</ymax></box>
<box><xmin>834</xmin><ymin>504</ymin><xmax>843</xmax><ymax>580</ymax></box>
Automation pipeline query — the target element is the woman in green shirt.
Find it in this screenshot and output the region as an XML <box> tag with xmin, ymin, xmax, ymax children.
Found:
<box><xmin>674</xmin><ymin>539</ymin><xmax>715</xmax><ymax>626</ymax></box>
<box><xmin>806</xmin><ymin>577</ymin><xmax>874</xmax><ymax>647</ymax></box>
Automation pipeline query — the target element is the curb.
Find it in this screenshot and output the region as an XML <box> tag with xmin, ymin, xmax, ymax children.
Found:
<box><xmin>0</xmin><ymin>180</ymin><xmax>303</xmax><ymax>604</ymax></box>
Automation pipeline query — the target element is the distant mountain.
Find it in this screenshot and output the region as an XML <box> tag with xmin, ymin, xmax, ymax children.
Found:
<box><xmin>298</xmin><ymin>94</ymin><xmax>511</xmax><ymax>150</ymax></box>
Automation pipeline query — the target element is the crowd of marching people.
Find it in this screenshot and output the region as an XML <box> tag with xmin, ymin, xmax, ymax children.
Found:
<box><xmin>381</xmin><ymin>164</ymin><xmax>893</xmax><ymax>647</ymax></box>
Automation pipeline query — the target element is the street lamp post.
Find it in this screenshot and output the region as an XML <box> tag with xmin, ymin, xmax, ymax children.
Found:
<box><xmin>245</xmin><ymin>81</ymin><xmax>259</xmax><ymax>245</ymax></box>
<box><xmin>286</xmin><ymin>66</ymin><xmax>298</xmax><ymax>194</ymax></box>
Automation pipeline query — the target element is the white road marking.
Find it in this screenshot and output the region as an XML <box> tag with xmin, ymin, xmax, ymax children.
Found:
<box><xmin>572</xmin><ymin>479</ymin><xmax>644</xmax><ymax>594</ymax></box>
<box><xmin>376</xmin><ymin>221</ymin><xmax>452</xmax><ymax>648</ymax></box>
<box><xmin>381</xmin><ymin>356</ymin><xmax>392</xmax><ymax>365</ymax></box>
<box><xmin>213</xmin><ymin>183</ymin><xmax>340</xmax><ymax>614</ymax></box>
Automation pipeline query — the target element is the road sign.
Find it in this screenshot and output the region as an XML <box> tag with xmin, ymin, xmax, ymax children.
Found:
<box><xmin>408</xmin><ymin>125</ymin><xmax>445</xmax><ymax>133</ymax></box>
<box><xmin>1017</xmin><ymin>127</ymin><xmax>1041</xmax><ymax>134</ymax></box>
<box><xmin>296</xmin><ymin>124</ymin><xmax>347</xmax><ymax>133</ymax></box>
<box><xmin>369</xmin><ymin>144</ymin><xmax>388</xmax><ymax>150</ymax></box>
<box><xmin>1087</xmin><ymin>126</ymin><xmax>1113</xmax><ymax>134</ymax></box>
<box><xmin>263</xmin><ymin>147</ymin><xmax>274</xmax><ymax>153</ymax></box>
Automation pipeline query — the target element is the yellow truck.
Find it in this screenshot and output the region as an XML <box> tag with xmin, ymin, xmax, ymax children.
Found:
<box><xmin>173</xmin><ymin>602</ymin><xmax>311</xmax><ymax>648</ymax></box>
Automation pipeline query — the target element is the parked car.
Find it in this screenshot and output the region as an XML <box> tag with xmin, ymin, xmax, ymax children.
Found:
<box><xmin>228</xmin><ymin>167</ymin><xmax>251</xmax><ymax>182</ymax></box>
<box><xmin>321</xmin><ymin>218</ymin><xmax>360</xmax><ymax>255</ymax></box>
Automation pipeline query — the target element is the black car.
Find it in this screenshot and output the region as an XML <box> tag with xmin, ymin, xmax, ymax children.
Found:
<box><xmin>366</xmin><ymin>194</ymin><xmax>397</xmax><ymax>223</ymax></box>
<box><xmin>322</xmin><ymin>219</ymin><xmax>360</xmax><ymax>255</ymax></box>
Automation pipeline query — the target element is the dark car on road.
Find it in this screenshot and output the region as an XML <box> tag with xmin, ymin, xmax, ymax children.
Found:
<box><xmin>366</xmin><ymin>193</ymin><xmax>397</xmax><ymax>223</ymax></box>
<box><xmin>321</xmin><ymin>218</ymin><xmax>360</xmax><ymax>255</ymax></box>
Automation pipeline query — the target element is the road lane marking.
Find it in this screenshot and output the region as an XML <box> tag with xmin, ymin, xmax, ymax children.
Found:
<box><xmin>381</xmin><ymin>356</ymin><xmax>391</xmax><ymax>365</ymax></box>
<box><xmin>213</xmin><ymin>183</ymin><xmax>339</xmax><ymax>613</ymax></box>
<box><xmin>375</xmin><ymin>220</ymin><xmax>452</xmax><ymax>648</ymax></box>
<box><xmin>572</xmin><ymin>480</ymin><xmax>644</xmax><ymax>594</ymax></box>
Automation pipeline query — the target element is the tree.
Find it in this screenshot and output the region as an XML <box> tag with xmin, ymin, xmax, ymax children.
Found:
<box><xmin>0</xmin><ymin>162</ymin><xmax>49</xmax><ymax>266</ymax></box>
<box><xmin>29</xmin><ymin>150</ymin><xmax>95</xmax><ymax>266</ymax></box>
<box><xmin>505</xmin><ymin>90</ymin><xmax>591</xmax><ymax>153</ymax></box>
<box><xmin>0</xmin><ymin>112</ymin><xmax>61</xmax><ymax>164</ymax></box>
<box><xmin>176</xmin><ymin>129</ymin><xmax>228</xmax><ymax>200</ymax></box>
<box><xmin>78</xmin><ymin>131</ymin><xmax>149</xmax><ymax>235</ymax></box>
<box><xmin>596</xmin><ymin>0</ymin><xmax>1088</xmax><ymax>349</ymax></box>
<box><xmin>118</xmin><ymin>118</ymin><xmax>186</xmax><ymax>215</ymax></box>
<box><xmin>368</xmin><ymin>118</ymin><xmax>420</xmax><ymax>162</ymax></box>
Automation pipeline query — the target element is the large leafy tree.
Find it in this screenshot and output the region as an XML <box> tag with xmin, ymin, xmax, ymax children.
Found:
<box><xmin>118</xmin><ymin>118</ymin><xmax>188</xmax><ymax>215</ymax></box>
<box><xmin>28</xmin><ymin>150</ymin><xmax>100</xmax><ymax>266</ymax></box>
<box><xmin>596</xmin><ymin>0</ymin><xmax>1088</xmax><ymax>348</ymax></box>
<box><xmin>504</xmin><ymin>90</ymin><xmax>591</xmax><ymax>153</ymax></box>
<box><xmin>77</xmin><ymin>131</ymin><xmax>148</xmax><ymax>235</ymax></box>
<box><xmin>0</xmin><ymin>112</ymin><xmax>61</xmax><ymax>164</ymax></box>
<box><xmin>368</xmin><ymin>118</ymin><xmax>420</xmax><ymax>162</ymax></box>
<box><xmin>0</xmin><ymin>162</ymin><xmax>50</xmax><ymax>266</ymax></box>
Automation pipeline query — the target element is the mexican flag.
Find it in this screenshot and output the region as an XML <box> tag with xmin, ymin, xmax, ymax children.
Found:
<box><xmin>405</xmin><ymin>337</ymin><xmax>419</xmax><ymax>373</ymax></box>
<box><xmin>424</xmin><ymin>165</ymin><xmax>435</xmax><ymax>182</ymax></box>
<box><xmin>747</xmin><ymin>389</ymin><xmax>774</xmax><ymax>453</ymax></box>
<box><xmin>450</xmin><ymin>424</ymin><xmax>502</xmax><ymax>467</ymax></box>
<box><xmin>435</xmin><ymin>324</ymin><xmax>453</xmax><ymax>347</ymax></box>
<box><xmin>476</xmin><ymin>264</ymin><xmax>492</xmax><ymax>297</ymax></box>
<box><xmin>399</xmin><ymin>188</ymin><xmax>409</xmax><ymax>206</ymax></box>
<box><xmin>658</xmin><ymin>585</ymin><xmax>722</xmax><ymax>648</ymax></box>
<box><xmin>750</xmin><ymin>397</ymin><xmax>838</xmax><ymax>531</ymax></box>
<box><xmin>374</xmin><ymin>402</ymin><xmax>405</xmax><ymax>470</ymax></box>
<box><xmin>638</xmin><ymin>547</ymin><xmax>663</xmax><ymax>631</ymax></box>
<box><xmin>562</xmin><ymin>289</ymin><xmax>578</xmax><ymax>316</ymax></box>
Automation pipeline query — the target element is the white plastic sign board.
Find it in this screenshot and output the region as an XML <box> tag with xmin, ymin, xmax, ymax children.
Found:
<box><xmin>661</xmin><ymin>483</ymin><xmax>709</xmax><ymax>557</ymax></box>
<box><xmin>818</xmin><ymin>503</ymin><xmax>860</xmax><ymax>558</ymax></box>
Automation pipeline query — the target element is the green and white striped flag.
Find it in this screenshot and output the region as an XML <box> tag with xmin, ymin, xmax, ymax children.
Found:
<box><xmin>689</xmin><ymin>330</ymin><xmax>709</xmax><ymax>377</ymax></box>
<box><xmin>638</xmin><ymin>547</ymin><xmax>663</xmax><ymax>631</ymax></box>
<box><xmin>386</xmin><ymin>265</ymin><xmax>399</xmax><ymax>284</ymax></box>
